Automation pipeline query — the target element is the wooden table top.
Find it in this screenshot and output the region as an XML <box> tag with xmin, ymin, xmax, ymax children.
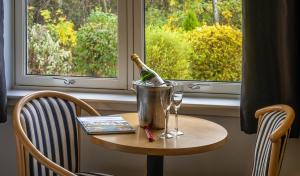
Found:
<box><xmin>90</xmin><ymin>113</ymin><xmax>228</xmax><ymax>156</ymax></box>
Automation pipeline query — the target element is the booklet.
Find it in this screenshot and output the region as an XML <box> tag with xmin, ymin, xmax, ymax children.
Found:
<box><xmin>76</xmin><ymin>116</ymin><xmax>135</xmax><ymax>135</ymax></box>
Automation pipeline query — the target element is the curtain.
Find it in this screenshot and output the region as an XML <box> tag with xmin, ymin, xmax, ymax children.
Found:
<box><xmin>0</xmin><ymin>0</ymin><xmax>7</xmax><ymax>123</ymax></box>
<box><xmin>240</xmin><ymin>0</ymin><xmax>299</xmax><ymax>136</ymax></box>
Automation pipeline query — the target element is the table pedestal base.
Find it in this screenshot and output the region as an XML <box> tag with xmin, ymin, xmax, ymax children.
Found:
<box><xmin>147</xmin><ymin>155</ymin><xmax>164</xmax><ymax>176</ymax></box>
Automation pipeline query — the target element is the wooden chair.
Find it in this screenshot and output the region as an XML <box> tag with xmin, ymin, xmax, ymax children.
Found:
<box><xmin>13</xmin><ymin>90</ymin><xmax>113</xmax><ymax>176</ymax></box>
<box><xmin>252</xmin><ymin>104</ymin><xmax>295</xmax><ymax>176</ymax></box>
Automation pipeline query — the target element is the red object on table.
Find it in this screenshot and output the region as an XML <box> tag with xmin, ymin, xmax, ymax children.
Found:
<box><xmin>144</xmin><ymin>127</ymin><xmax>155</xmax><ymax>142</ymax></box>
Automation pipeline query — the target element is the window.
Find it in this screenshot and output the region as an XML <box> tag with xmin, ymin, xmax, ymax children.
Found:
<box><xmin>15</xmin><ymin>0</ymin><xmax>241</xmax><ymax>95</ymax></box>
<box><xmin>15</xmin><ymin>0</ymin><xmax>129</xmax><ymax>89</ymax></box>
<box><xmin>143</xmin><ymin>0</ymin><xmax>242</xmax><ymax>94</ymax></box>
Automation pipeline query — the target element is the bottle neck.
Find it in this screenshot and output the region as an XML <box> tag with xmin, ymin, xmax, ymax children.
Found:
<box><xmin>133</xmin><ymin>57</ymin><xmax>147</xmax><ymax>70</ymax></box>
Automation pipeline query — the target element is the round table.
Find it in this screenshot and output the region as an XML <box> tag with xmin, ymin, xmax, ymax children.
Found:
<box><xmin>90</xmin><ymin>113</ymin><xmax>228</xmax><ymax>176</ymax></box>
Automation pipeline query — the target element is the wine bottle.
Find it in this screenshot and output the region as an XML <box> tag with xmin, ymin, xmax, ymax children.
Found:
<box><xmin>131</xmin><ymin>53</ymin><xmax>165</xmax><ymax>86</ymax></box>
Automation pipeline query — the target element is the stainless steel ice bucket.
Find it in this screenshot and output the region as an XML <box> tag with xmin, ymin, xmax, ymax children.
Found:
<box><xmin>133</xmin><ymin>81</ymin><xmax>172</xmax><ymax>129</ymax></box>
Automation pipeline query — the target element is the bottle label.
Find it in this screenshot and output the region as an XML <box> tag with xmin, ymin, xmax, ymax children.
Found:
<box><xmin>141</xmin><ymin>71</ymin><xmax>155</xmax><ymax>81</ymax></box>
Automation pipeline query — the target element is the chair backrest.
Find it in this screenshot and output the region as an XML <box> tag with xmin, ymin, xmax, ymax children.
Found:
<box><xmin>13</xmin><ymin>91</ymin><xmax>100</xmax><ymax>176</ymax></box>
<box><xmin>252</xmin><ymin>105</ymin><xmax>295</xmax><ymax>176</ymax></box>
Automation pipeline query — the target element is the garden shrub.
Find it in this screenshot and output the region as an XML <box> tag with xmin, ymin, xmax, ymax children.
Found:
<box><xmin>53</xmin><ymin>20</ymin><xmax>77</xmax><ymax>48</ymax></box>
<box><xmin>28</xmin><ymin>24</ymin><xmax>72</xmax><ymax>75</ymax></box>
<box><xmin>40</xmin><ymin>9</ymin><xmax>77</xmax><ymax>49</ymax></box>
<box><xmin>187</xmin><ymin>25</ymin><xmax>242</xmax><ymax>81</ymax></box>
<box><xmin>182</xmin><ymin>10</ymin><xmax>199</xmax><ymax>31</ymax></box>
<box><xmin>73</xmin><ymin>9</ymin><xmax>117</xmax><ymax>77</ymax></box>
<box><xmin>146</xmin><ymin>27</ymin><xmax>190</xmax><ymax>80</ymax></box>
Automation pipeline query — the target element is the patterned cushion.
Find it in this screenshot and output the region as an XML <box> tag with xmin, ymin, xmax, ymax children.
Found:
<box><xmin>20</xmin><ymin>97</ymin><xmax>79</xmax><ymax>176</ymax></box>
<box><xmin>252</xmin><ymin>111</ymin><xmax>287</xmax><ymax>176</ymax></box>
<box><xmin>76</xmin><ymin>172</ymin><xmax>113</xmax><ymax>176</ymax></box>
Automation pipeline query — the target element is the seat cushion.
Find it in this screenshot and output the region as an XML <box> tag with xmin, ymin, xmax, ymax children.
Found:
<box><xmin>76</xmin><ymin>172</ymin><xmax>113</xmax><ymax>176</ymax></box>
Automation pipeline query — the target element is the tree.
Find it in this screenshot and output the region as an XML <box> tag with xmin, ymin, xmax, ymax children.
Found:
<box><xmin>183</xmin><ymin>11</ymin><xmax>199</xmax><ymax>31</ymax></box>
<box><xmin>212</xmin><ymin>0</ymin><xmax>219</xmax><ymax>23</ymax></box>
<box><xmin>102</xmin><ymin>0</ymin><xmax>108</xmax><ymax>13</ymax></box>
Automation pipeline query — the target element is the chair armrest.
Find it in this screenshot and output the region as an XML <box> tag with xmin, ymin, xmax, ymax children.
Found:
<box><xmin>255</xmin><ymin>104</ymin><xmax>295</xmax><ymax>142</ymax></box>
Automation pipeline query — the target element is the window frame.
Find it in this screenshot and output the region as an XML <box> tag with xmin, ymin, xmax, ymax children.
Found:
<box><xmin>14</xmin><ymin>0</ymin><xmax>241</xmax><ymax>96</ymax></box>
<box><xmin>14</xmin><ymin>0</ymin><xmax>130</xmax><ymax>90</ymax></box>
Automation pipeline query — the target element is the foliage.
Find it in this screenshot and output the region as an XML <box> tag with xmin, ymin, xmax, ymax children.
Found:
<box><xmin>145</xmin><ymin>0</ymin><xmax>242</xmax><ymax>29</ymax></box>
<box><xmin>145</xmin><ymin>7</ymin><xmax>168</xmax><ymax>28</ymax></box>
<box><xmin>73</xmin><ymin>10</ymin><xmax>118</xmax><ymax>77</ymax></box>
<box><xmin>162</xmin><ymin>9</ymin><xmax>185</xmax><ymax>31</ymax></box>
<box><xmin>52</xmin><ymin>20</ymin><xmax>77</xmax><ymax>48</ymax></box>
<box><xmin>146</xmin><ymin>28</ymin><xmax>190</xmax><ymax>80</ymax></box>
<box><xmin>183</xmin><ymin>11</ymin><xmax>199</xmax><ymax>31</ymax></box>
<box><xmin>28</xmin><ymin>24</ymin><xmax>72</xmax><ymax>75</ymax></box>
<box><xmin>187</xmin><ymin>25</ymin><xmax>242</xmax><ymax>81</ymax></box>
<box><xmin>40</xmin><ymin>9</ymin><xmax>77</xmax><ymax>49</ymax></box>
<box><xmin>219</xmin><ymin>0</ymin><xmax>242</xmax><ymax>29</ymax></box>
<box><xmin>27</xmin><ymin>6</ymin><xmax>35</xmax><ymax>27</ymax></box>
<box><xmin>192</xmin><ymin>0</ymin><xmax>214</xmax><ymax>26</ymax></box>
<box><xmin>28</xmin><ymin>0</ymin><xmax>118</xmax><ymax>28</ymax></box>
<box><xmin>27</xmin><ymin>0</ymin><xmax>242</xmax><ymax>81</ymax></box>
<box><xmin>40</xmin><ymin>9</ymin><xmax>52</xmax><ymax>23</ymax></box>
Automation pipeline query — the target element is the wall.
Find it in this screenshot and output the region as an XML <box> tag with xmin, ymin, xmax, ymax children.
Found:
<box><xmin>1</xmin><ymin>107</ymin><xmax>300</xmax><ymax>176</ymax></box>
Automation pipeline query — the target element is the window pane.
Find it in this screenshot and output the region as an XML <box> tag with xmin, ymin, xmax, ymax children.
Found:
<box><xmin>145</xmin><ymin>0</ymin><xmax>242</xmax><ymax>82</ymax></box>
<box><xmin>27</xmin><ymin>0</ymin><xmax>118</xmax><ymax>78</ymax></box>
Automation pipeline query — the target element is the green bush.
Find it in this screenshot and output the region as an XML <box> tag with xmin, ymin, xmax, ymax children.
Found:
<box><xmin>28</xmin><ymin>24</ymin><xmax>72</xmax><ymax>75</ymax></box>
<box><xmin>73</xmin><ymin>9</ymin><xmax>117</xmax><ymax>77</ymax></box>
<box><xmin>182</xmin><ymin>10</ymin><xmax>199</xmax><ymax>31</ymax></box>
<box><xmin>146</xmin><ymin>28</ymin><xmax>190</xmax><ymax>80</ymax></box>
<box><xmin>187</xmin><ymin>25</ymin><xmax>242</xmax><ymax>81</ymax></box>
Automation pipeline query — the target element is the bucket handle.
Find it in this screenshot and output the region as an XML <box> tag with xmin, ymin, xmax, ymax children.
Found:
<box><xmin>130</xmin><ymin>87</ymin><xmax>136</xmax><ymax>94</ymax></box>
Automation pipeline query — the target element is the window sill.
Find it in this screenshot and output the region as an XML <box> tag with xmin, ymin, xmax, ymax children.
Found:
<box><xmin>7</xmin><ymin>90</ymin><xmax>240</xmax><ymax>117</ymax></box>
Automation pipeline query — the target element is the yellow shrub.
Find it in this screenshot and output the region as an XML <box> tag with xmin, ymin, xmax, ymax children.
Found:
<box><xmin>187</xmin><ymin>25</ymin><xmax>242</xmax><ymax>81</ymax></box>
<box><xmin>54</xmin><ymin>21</ymin><xmax>77</xmax><ymax>48</ymax></box>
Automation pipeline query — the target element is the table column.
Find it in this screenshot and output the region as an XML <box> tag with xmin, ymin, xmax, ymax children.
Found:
<box><xmin>147</xmin><ymin>155</ymin><xmax>164</xmax><ymax>176</ymax></box>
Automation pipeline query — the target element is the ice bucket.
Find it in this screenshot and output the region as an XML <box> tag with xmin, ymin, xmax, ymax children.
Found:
<box><xmin>133</xmin><ymin>81</ymin><xmax>172</xmax><ymax>129</ymax></box>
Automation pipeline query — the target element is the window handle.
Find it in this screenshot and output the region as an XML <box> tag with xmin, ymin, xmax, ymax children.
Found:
<box><xmin>188</xmin><ymin>83</ymin><xmax>210</xmax><ymax>90</ymax></box>
<box><xmin>53</xmin><ymin>77</ymin><xmax>76</xmax><ymax>85</ymax></box>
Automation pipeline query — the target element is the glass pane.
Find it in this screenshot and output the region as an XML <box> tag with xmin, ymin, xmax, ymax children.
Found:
<box><xmin>27</xmin><ymin>0</ymin><xmax>118</xmax><ymax>78</ymax></box>
<box><xmin>145</xmin><ymin>0</ymin><xmax>242</xmax><ymax>82</ymax></box>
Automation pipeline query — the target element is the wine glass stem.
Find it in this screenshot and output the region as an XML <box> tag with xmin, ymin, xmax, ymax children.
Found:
<box><xmin>175</xmin><ymin>108</ymin><xmax>179</xmax><ymax>132</ymax></box>
<box><xmin>165</xmin><ymin>110</ymin><xmax>170</xmax><ymax>135</ymax></box>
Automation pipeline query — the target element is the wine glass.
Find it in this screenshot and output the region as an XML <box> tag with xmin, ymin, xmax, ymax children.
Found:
<box><xmin>159</xmin><ymin>84</ymin><xmax>174</xmax><ymax>139</ymax></box>
<box><xmin>170</xmin><ymin>82</ymin><xmax>184</xmax><ymax>136</ymax></box>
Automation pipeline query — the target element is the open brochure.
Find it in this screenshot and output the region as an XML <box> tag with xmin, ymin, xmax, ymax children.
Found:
<box><xmin>77</xmin><ymin>116</ymin><xmax>135</xmax><ymax>135</ymax></box>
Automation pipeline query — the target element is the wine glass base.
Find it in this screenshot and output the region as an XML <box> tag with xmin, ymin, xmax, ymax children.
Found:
<box><xmin>170</xmin><ymin>130</ymin><xmax>184</xmax><ymax>136</ymax></box>
<box><xmin>160</xmin><ymin>132</ymin><xmax>174</xmax><ymax>139</ymax></box>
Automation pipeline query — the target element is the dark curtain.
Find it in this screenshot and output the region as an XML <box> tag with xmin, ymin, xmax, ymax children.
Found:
<box><xmin>241</xmin><ymin>0</ymin><xmax>299</xmax><ymax>137</ymax></box>
<box><xmin>0</xmin><ymin>0</ymin><xmax>7</xmax><ymax>123</ymax></box>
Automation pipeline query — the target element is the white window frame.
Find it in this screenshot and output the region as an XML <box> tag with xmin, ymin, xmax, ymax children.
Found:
<box><xmin>15</xmin><ymin>0</ymin><xmax>130</xmax><ymax>90</ymax></box>
<box><xmin>14</xmin><ymin>0</ymin><xmax>241</xmax><ymax>95</ymax></box>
